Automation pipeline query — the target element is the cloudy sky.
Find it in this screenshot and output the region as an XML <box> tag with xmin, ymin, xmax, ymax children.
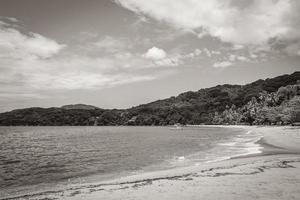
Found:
<box><xmin>0</xmin><ymin>0</ymin><xmax>299</xmax><ymax>112</ymax></box>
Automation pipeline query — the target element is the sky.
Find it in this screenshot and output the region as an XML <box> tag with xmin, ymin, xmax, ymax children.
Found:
<box><xmin>0</xmin><ymin>0</ymin><xmax>299</xmax><ymax>112</ymax></box>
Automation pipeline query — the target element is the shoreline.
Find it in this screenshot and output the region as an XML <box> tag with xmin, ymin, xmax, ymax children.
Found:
<box><xmin>1</xmin><ymin>125</ymin><xmax>300</xmax><ymax>200</ymax></box>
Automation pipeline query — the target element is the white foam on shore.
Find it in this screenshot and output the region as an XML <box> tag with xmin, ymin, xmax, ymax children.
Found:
<box><xmin>181</xmin><ymin>129</ymin><xmax>263</xmax><ymax>165</ymax></box>
<box><xmin>205</xmin><ymin>156</ymin><xmax>232</xmax><ymax>163</ymax></box>
<box><xmin>177</xmin><ymin>156</ymin><xmax>185</xmax><ymax>161</ymax></box>
<box><xmin>166</xmin><ymin>129</ymin><xmax>264</xmax><ymax>167</ymax></box>
<box><xmin>205</xmin><ymin>130</ymin><xmax>263</xmax><ymax>163</ymax></box>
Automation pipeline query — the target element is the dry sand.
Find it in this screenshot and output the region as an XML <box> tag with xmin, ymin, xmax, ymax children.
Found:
<box><xmin>2</xmin><ymin>126</ymin><xmax>300</xmax><ymax>200</ymax></box>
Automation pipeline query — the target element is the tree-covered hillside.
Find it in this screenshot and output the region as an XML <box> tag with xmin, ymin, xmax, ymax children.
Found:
<box><xmin>0</xmin><ymin>71</ymin><xmax>299</xmax><ymax>126</ymax></box>
<box><xmin>213</xmin><ymin>83</ymin><xmax>300</xmax><ymax>125</ymax></box>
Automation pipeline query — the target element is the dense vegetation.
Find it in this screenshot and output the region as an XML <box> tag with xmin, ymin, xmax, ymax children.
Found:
<box><xmin>0</xmin><ymin>72</ymin><xmax>299</xmax><ymax>126</ymax></box>
<box><xmin>212</xmin><ymin>83</ymin><xmax>300</xmax><ymax>125</ymax></box>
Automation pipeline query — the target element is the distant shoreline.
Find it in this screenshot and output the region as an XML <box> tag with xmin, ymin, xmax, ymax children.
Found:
<box><xmin>1</xmin><ymin>72</ymin><xmax>299</xmax><ymax>127</ymax></box>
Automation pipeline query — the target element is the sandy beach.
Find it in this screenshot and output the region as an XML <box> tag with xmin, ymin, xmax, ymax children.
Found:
<box><xmin>2</xmin><ymin>126</ymin><xmax>300</xmax><ymax>200</ymax></box>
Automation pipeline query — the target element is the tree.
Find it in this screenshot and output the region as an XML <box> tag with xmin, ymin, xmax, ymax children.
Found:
<box><xmin>286</xmin><ymin>96</ymin><xmax>300</xmax><ymax>123</ymax></box>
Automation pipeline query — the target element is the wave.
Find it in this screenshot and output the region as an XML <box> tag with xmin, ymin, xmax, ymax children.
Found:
<box><xmin>168</xmin><ymin>129</ymin><xmax>264</xmax><ymax>166</ymax></box>
<box><xmin>206</xmin><ymin>130</ymin><xmax>263</xmax><ymax>163</ymax></box>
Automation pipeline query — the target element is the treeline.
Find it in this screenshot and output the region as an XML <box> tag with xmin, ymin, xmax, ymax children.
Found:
<box><xmin>0</xmin><ymin>72</ymin><xmax>299</xmax><ymax>126</ymax></box>
<box><xmin>212</xmin><ymin>83</ymin><xmax>300</xmax><ymax>125</ymax></box>
<box><xmin>0</xmin><ymin>107</ymin><xmax>106</xmax><ymax>126</ymax></box>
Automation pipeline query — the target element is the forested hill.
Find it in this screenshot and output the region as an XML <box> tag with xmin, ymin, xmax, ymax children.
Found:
<box><xmin>0</xmin><ymin>71</ymin><xmax>299</xmax><ymax>126</ymax></box>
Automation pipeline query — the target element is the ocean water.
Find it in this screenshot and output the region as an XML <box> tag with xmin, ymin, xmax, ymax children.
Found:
<box><xmin>0</xmin><ymin>126</ymin><xmax>262</xmax><ymax>198</ymax></box>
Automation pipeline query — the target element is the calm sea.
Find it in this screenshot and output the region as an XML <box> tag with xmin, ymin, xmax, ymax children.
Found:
<box><xmin>0</xmin><ymin>126</ymin><xmax>262</xmax><ymax>198</ymax></box>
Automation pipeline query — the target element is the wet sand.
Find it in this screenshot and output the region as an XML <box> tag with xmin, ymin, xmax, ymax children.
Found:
<box><xmin>2</xmin><ymin>126</ymin><xmax>300</xmax><ymax>200</ymax></box>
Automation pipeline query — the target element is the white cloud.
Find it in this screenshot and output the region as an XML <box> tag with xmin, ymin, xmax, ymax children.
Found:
<box><xmin>232</xmin><ymin>44</ymin><xmax>244</xmax><ymax>50</ymax></box>
<box><xmin>284</xmin><ymin>41</ymin><xmax>300</xmax><ymax>56</ymax></box>
<box><xmin>0</xmin><ymin>16</ymin><xmax>19</xmax><ymax>23</ymax></box>
<box><xmin>143</xmin><ymin>47</ymin><xmax>204</xmax><ymax>67</ymax></box>
<box><xmin>0</xmin><ymin>49</ymin><xmax>162</xmax><ymax>91</ymax></box>
<box><xmin>229</xmin><ymin>54</ymin><xmax>236</xmax><ymax>62</ymax></box>
<box><xmin>0</xmin><ymin>24</ymin><xmax>65</xmax><ymax>59</ymax></box>
<box><xmin>197</xmin><ymin>30</ymin><xmax>209</xmax><ymax>38</ymax></box>
<box><xmin>144</xmin><ymin>47</ymin><xmax>221</xmax><ymax>67</ymax></box>
<box><xmin>143</xmin><ymin>46</ymin><xmax>167</xmax><ymax>60</ymax></box>
<box><xmin>6</xmin><ymin>17</ymin><xmax>18</xmax><ymax>23</ymax></box>
<box><xmin>0</xmin><ymin>92</ymin><xmax>45</xmax><ymax>99</ymax></box>
<box><xmin>213</xmin><ymin>61</ymin><xmax>233</xmax><ymax>68</ymax></box>
<box><xmin>154</xmin><ymin>56</ymin><xmax>182</xmax><ymax>67</ymax></box>
<box><xmin>227</xmin><ymin>54</ymin><xmax>252</xmax><ymax>64</ymax></box>
<box><xmin>250</xmin><ymin>54</ymin><xmax>258</xmax><ymax>59</ymax></box>
<box><xmin>143</xmin><ymin>47</ymin><xmax>183</xmax><ymax>67</ymax></box>
<box><xmin>116</xmin><ymin>0</ymin><xmax>300</xmax><ymax>54</ymax></box>
<box><xmin>211</xmin><ymin>50</ymin><xmax>221</xmax><ymax>55</ymax></box>
<box><xmin>185</xmin><ymin>53</ymin><xmax>195</xmax><ymax>59</ymax></box>
<box><xmin>182</xmin><ymin>48</ymin><xmax>202</xmax><ymax>59</ymax></box>
<box><xmin>194</xmin><ymin>49</ymin><xmax>202</xmax><ymax>56</ymax></box>
<box><xmin>236</xmin><ymin>55</ymin><xmax>249</xmax><ymax>62</ymax></box>
<box><xmin>0</xmin><ymin>21</ymin><xmax>174</xmax><ymax>96</ymax></box>
<box><xmin>27</xmin><ymin>72</ymin><xmax>156</xmax><ymax>90</ymax></box>
<box><xmin>94</xmin><ymin>36</ymin><xmax>129</xmax><ymax>53</ymax></box>
<box><xmin>203</xmin><ymin>48</ymin><xmax>212</xmax><ymax>57</ymax></box>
